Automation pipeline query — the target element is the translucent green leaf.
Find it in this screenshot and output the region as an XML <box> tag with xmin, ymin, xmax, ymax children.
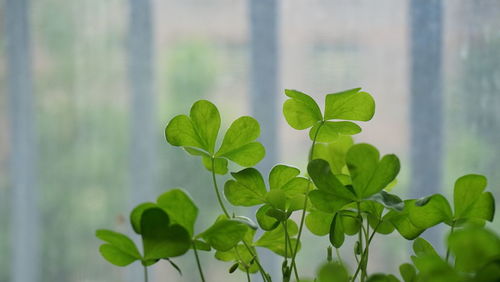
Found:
<box><xmin>280</xmin><ymin>177</ymin><xmax>309</xmax><ymax>199</ymax></box>
<box><xmin>312</xmin><ymin>135</ymin><xmax>354</xmax><ymax>175</ymax></box>
<box><xmin>368</xmin><ymin>191</ymin><xmax>404</xmax><ymax>212</ymax></box>
<box><xmin>329</xmin><ymin>214</ymin><xmax>345</xmax><ymax>248</ymax></box>
<box><xmin>165</xmin><ymin>115</ymin><xmax>204</xmax><ymax>149</ymax></box>
<box><xmin>192</xmin><ymin>239</ymin><xmax>211</xmax><ymax>251</ymax></box>
<box><xmin>410</xmin><ymin>255</ymin><xmax>459</xmax><ymax>281</ymax></box>
<box><xmin>306</xmin><ymin>210</ymin><xmax>334</xmax><ymax>236</ymax></box>
<box><xmin>216</xmin><ymin>116</ymin><xmax>264</xmax><ymax>167</ymax></box>
<box><xmin>466</xmin><ymin>191</ymin><xmax>495</xmax><ymax>222</ymax></box>
<box><xmin>408</xmin><ymin>194</ymin><xmax>452</xmax><ymax>229</ymax></box>
<box><xmin>269</xmin><ymin>164</ymin><xmax>300</xmax><ymax>190</ymax></box>
<box><xmin>199</xmin><ymin>218</ymin><xmax>248</xmax><ymax>251</ymax></box>
<box><xmin>96</xmin><ymin>229</ymin><xmax>142</xmax><ymax>259</ymax></box>
<box><xmin>265</xmin><ymin>189</ymin><xmax>287</xmax><ymax>211</ymax></box>
<box><xmin>309</xmin><ymin>121</ymin><xmax>361</xmax><ymax>142</ymax></box>
<box><xmin>308</xmin><ymin>159</ymin><xmax>356</xmax><ymax>201</ymax></box>
<box><xmin>129</xmin><ymin>202</ymin><xmax>157</xmax><ymax>234</ymax></box>
<box><xmin>309</xmin><ymin>190</ymin><xmax>352</xmax><ymax>213</ymax></box>
<box><xmin>189</xmin><ymin>100</ymin><xmax>220</xmax><ymax>153</ymax></box>
<box><xmin>399</xmin><ymin>263</ymin><xmax>417</xmax><ymax>282</ymax></box>
<box><xmin>324</xmin><ymin>88</ymin><xmax>375</xmax><ymax>121</ymax></box>
<box><xmin>448</xmin><ymin>227</ymin><xmax>500</xmax><ymax>273</ymax></box>
<box><xmin>317</xmin><ymin>262</ymin><xmax>350</xmax><ymax>282</ymax></box>
<box><xmin>340</xmin><ymin>210</ymin><xmax>361</xmax><ymax>235</ymax></box>
<box><xmin>283</xmin><ymin>89</ymin><xmax>322</xmax><ymax>130</ymax></box>
<box><xmin>156</xmin><ymin>189</ymin><xmax>198</xmax><ymax>236</ymax></box>
<box><xmin>413</xmin><ymin>238</ymin><xmax>439</xmax><ymax>258</ymax></box>
<box><xmin>346</xmin><ymin>144</ymin><xmax>400</xmax><ymax>199</ymax></box>
<box><xmin>453</xmin><ymin>174</ymin><xmax>493</xmax><ymax>222</ymax></box>
<box><xmin>256</xmin><ymin>204</ymin><xmax>280</xmax><ymax>231</ymax></box>
<box><xmin>224</xmin><ymin>168</ymin><xmax>267</xmax><ymax>206</ymax></box>
<box><xmin>99</xmin><ymin>244</ymin><xmax>138</xmax><ymax>266</ymax></box>
<box><xmin>254</xmin><ymin>219</ymin><xmax>299</xmax><ymax>258</ymax></box>
<box><xmin>201</xmin><ymin>155</ymin><xmax>228</xmax><ymax>175</ymax></box>
<box><xmin>362</xmin><ymin>201</ymin><xmax>394</xmax><ymax>234</ymax></box>
<box><xmin>140</xmin><ymin>208</ymin><xmax>191</xmax><ymax>260</ymax></box>
<box><xmin>215</xmin><ymin>244</ymin><xmax>259</xmax><ymax>274</ymax></box>
<box><xmin>384</xmin><ymin>200</ymin><xmax>425</xmax><ymax>240</ymax></box>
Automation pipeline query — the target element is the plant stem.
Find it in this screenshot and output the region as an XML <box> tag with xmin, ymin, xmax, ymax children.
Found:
<box><xmin>211</xmin><ymin>157</ymin><xmax>230</xmax><ymax>217</ymax></box>
<box><xmin>284</xmin><ymin>222</ymin><xmax>300</xmax><ymax>281</ymax></box>
<box><xmin>445</xmin><ymin>222</ymin><xmax>455</xmax><ymax>263</ymax></box>
<box><xmin>143</xmin><ymin>266</ymin><xmax>148</xmax><ymax>282</ymax></box>
<box><xmin>289</xmin><ymin>121</ymin><xmax>325</xmax><ymax>274</ymax></box>
<box><xmin>241</xmin><ymin>241</ymin><xmax>270</xmax><ymax>282</ymax></box>
<box><xmin>246</xmin><ymin>268</ymin><xmax>251</xmax><ymax>282</ymax></box>
<box><xmin>193</xmin><ymin>241</ymin><xmax>206</xmax><ymax>282</ymax></box>
<box><xmin>352</xmin><ymin>222</ymin><xmax>380</xmax><ymax>282</ymax></box>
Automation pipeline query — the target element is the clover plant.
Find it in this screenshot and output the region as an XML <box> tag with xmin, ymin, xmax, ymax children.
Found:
<box><xmin>97</xmin><ymin>88</ymin><xmax>498</xmax><ymax>282</ymax></box>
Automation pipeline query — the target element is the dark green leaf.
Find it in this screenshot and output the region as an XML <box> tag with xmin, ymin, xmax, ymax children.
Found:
<box><xmin>129</xmin><ymin>202</ymin><xmax>157</xmax><ymax>234</ymax></box>
<box><xmin>269</xmin><ymin>164</ymin><xmax>300</xmax><ymax>190</ymax></box>
<box><xmin>329</xmin><ymin>214</ymin><xmax>345</xmax><ymax>248</ymax></box>
<box><xmin>283</xmin><ymin>89</ymin><xmax>323</xmax><ymax>130</ymax></box>
<box><xmin>309</xmin><ymin>121</ymin><xmax>361</xmax><ymax>142</ymax></box>
<box><xmin>156</xmin><ymin>189</ymin><xmax>198</xmax><ymax>236</ymax></box>
<box><xmin>224</xmin><ymin>168</ymin><xmax>267</xmax><ymax>206</ymax></box>
<box><xmin>399</xmin><ymin>263</ymin><xmax>417</xmax><ymax>282</ymax></box>
<box><xmin>306</xmin><ymin>210</ymin><xmax>334</xmax><ymax>236</ymax></box>
<box><xmin>199</xmin><ymin>218</ymin><xmax>248</xmax><ymax>251</ymax></box>
<box><xmin>408</xmin><ymin>194</ymin><xmax>452</xmax><ymax>229</ymax></box>
<box><xmin>256</xmin><ymin>204</ymin><xmax>280</xmax><ymax>231</ymax></box>
<box><xmin>324</xmin><ymin>88</ymin><xmax>375</xmax><ymax>121</ymax></box>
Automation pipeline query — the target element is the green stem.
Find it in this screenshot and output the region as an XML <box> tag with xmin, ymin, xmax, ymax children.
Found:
<box><xmin>144</xmin><ymin>266</ymin><xmax>148</xmax><ymax>282</ymax></box>
<box><xmin>193</xmin><ymin>242</ymin><xmax>206</xmax><ymax>282</ymax></box>
<box><xmin>241</xmin><ymin>241</ymin><xmax>270</xmax><ymax>282</ymax></box>
<box><xmin>211</xmin><ymin>157</ymin><xmax>230</xmax><ymax>217</ymax></box>
<box><xmin>352</xmin><ymin>222</ymin><xmax>380</xmax><ymax>282</ymax></box>
<box><xmin>289</xmin><ymin>121</ymin><xmax>324</xmax><ymax>274</ymax></box>
<box><xmin>284</xmin><ymin>223</ymin><xmax>300</xmax><ymax>281</ymax></box>
<box><xmin>246</xmin><ymin>268</ymin><xmax>251</xmax><ymax>282</ymax></box>
<box><xmin>445</xmin><ymin>223</ymin><xmax>456</xmax><ymax>263</ymax></box>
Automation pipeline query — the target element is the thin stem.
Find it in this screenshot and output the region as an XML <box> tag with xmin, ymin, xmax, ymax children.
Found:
<box><xmin>211</xmin><ymin>157</ymin><xmax>230</xmax><ymax>217</ymax></box>
<box><xmin>352</xmin><ymin>223</ymin><xmax>380</xmax><ymax>282</ymax></box>
<box><xmin>246</xmin><ymin>268</ymin><xmax>251</xmax><ymax>282</ymax></box>
<box><xmin>143</xmin><ymin>266</ymin><xmax>148</xmax><ymax>282</ymax></box>
<box><xmin>336</xmin><ymin>248</ymin><xmax>344</xmax><ymax>266</ymax></box>
<box><xmin>241</xmin><ymin>240</ymin><xmax>270</xmax><ymax>282</ymax></box>
<box><xmin>445</xmin><ymin>223</ymin><xmax>456</xmax><ymax>263</ymax></box>
<box><xmin>193</xmin><ymin>242</ymin><xmax>206</xmax><ymax>282</ymax></box>
<box><xmin>289</xmin><ymin>121</ymin><xmax>325</xmax><ymax>274</ymax></box>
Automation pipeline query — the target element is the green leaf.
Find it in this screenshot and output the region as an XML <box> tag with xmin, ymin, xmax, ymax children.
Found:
<box><xmin>156</xmin><ymin>189</ymin><xmax>198</xmax><ymax>236</ymax></box>
<box><xmin>408</xmin><ymin>194</ymin><xmax>452</xmax><ymax>229</ymax></box>
<box><xmin>317</xmin><ymin>262</ymin><xmax>350</xmax><ymax>282</ymax></box>
<box><xmin>199</xmin><ymin>218</ymin><xmax>248</xmax><ymax>251</ymax></box>
<box><xmin>346</xmin><ymin>144</ymin><xmax>400</xmax><ymax>199</ymax></box>
<box><xmin>254</xmin><ymin>220</ymin><xmax>299</xmax><ymax>258</ymax></box>
<box><xmin>141</xmin><ymin>208</ymin><xmax>191</xmax><ymax>260</ymax></box>
<box><xmin>411</xmin><ymin>255</ymin><xmax>459</xmax><ymax>281</ymax></box>
<box><xmin>165</xmin><ymin>115</ymin><xmax>204</xmax><ymax>149</ymax></box>
<box><xmin>384</xmin><ymin>200</ymin><xmax>425</xmax><ymax>240</ymax></box>
<box><xmin>266</xmin><ymin>189</ymin><xmax>287</xmax><ymax>210</ymax></box>
<box><xmin>453</xmin><ymin>174</ymin><xmax>495</xmax><ymax>223</ymax></box>
<box><xmin>201</xmin><ymin>156</ymin><xmax>228</xmax><ymax>175</ymax></box>
<box><xmin>309</xmin><ymin>121</ymin><xmax>361</xmax><ymax>142</ymax></box>
<box><xmin>224</xmin><ymin>168</ymin><xmax>267</xmax><ymax>206</ymax></box>
<box><xmin>306</xmin><ymin>210</ymin><xmax>334</xmax><ymax>236</ymax></box>
<box><xmin>368</xmin><ymin>191</ymin><xmax>404</xmax><ymax>211</ymax></box>
<box><xmin>96</xmin><ymin>229</ymin><xmax>142</xmax><ymax>259</ymax></box>
<box><xmin>283</xmin><ymin>89</ymin><xmax>323</xmax><ymax>130</ymax></box>
<box><xmin>466</xmin><ymin>191</ymin><xmax>495</xmax><ymax>222</ymax></box>
<box><xmin>448</xmin><ymin>227</ymin><xmax>500</xmax><ymax>273</ymax></box>
<box><xmin>281</xmin><ymin>177</ymin><xmax>310</xmax><ymax>198</ymax></box>
<box><xmin>399</xmin><ymin>263</ymin><xmax>417</xmax><ymax>282</ymax></box>
<box><xmin>329</xmin><ymin>214</ymin><xmax>345</xmax><ymax>248</ymax></box>
<box><xmin>215</xmin><ymin>244</ymin><xmax>259</xmax><ymax>274</ymax></box>
<box><xmin>340</xmin><ymin>210</ymin><xmax>361</xmax><ymax>235</ymax></box>
<box><xmin>308</xmin><ymin>190</ymin><xmax>352</xmax><ymax>213</ymax></box>
<box><xmin>312</xmin><ymin>135</ymin><xmax>354</xmax><ymax>175</ymax></box>
<box><xmin>189</xmin><ymin>100</ymin><xmax>221</xmax><ymax>153</ymax></box>
<box><xmin>366</xmin><ymin>274</ymin><xmax>400</xmax><ymax>282</ymax></box>
<box><xmin>269</xmin><ymin>164</ymin><xmax>300</xmax><ymax>190</ymax></box>
<box><xmin>308</xmin><ymin>159</ymin><xmax>356</xmax><ymax>201</ymax></box>
<box><xmin>216</xmin><ymin>116</ymin><xmax>265</xmax><ymax>167</ymax></box>
<box><xmin>256</xmin><ymin>204</ymin><xmax>280</xmax><ymax>231</ymax></box>
<box><xmin>362</xmin><ymin>201</ymin><xmax>394</xmax><ymax>234</ymax></box>
<box><xmin>413</xmin><ymin>238</ymin><xmax>439</xmax><ymax>258</ymax></box>
<box><xmin>324</xmin><ymin>88</ymin><xmax>375</xmax><ymax>121</ymax></box>
<box><xmin>99</xmin><ymin>244</ymin><xmax>139</xmax><ymax>266</ymax></box>
<box><xmin>192</xmin><ymin>239</ymin><xmax>211</xmax><ymax>251</ymax></box>
<box><xmin>129</xmin><ymin>202</ymin><xmax>157</xmax><ymax>234</ymax></box>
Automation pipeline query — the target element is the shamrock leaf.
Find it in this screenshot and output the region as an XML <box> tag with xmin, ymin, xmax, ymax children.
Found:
<box><xmin>96</xmin><ymin>230</ymin><xmax>142</xmax><ymax>266</ymax></box>
<box><xmin>198</xmin><ymin>217</ymin><xmax>249</xmax><ymax>251</ymax></box>
<box><xmin>346</xmin><ymin>143</ymin><xmax>400</xmax><ymax>199</ymax></box>
<box><xmin>311</xmin><ymin>135</ymin><xmax>354</xmax><ymax>175</ymax></box>
<box><xmin>329</xmin><ymin>213</ymin><xmax>345</xmax><ymax>248</ymax></box>
<box><xmin>165</xmin><ymin>100</ymin><xmax>265</xmax><ymax>174</ymax></box>
<box><xmin>283</xmin><ymin>88</ymin><xmax>374</xmax><ymax>142</ymax></box>
<box><xmin>453</xmin><ymin>174</ymin><xmax>494</xmax><ymax>224</ymax></box>
<box><xmin>215</xmin><ymin>244</ymin><xmax>259</xmax><ymax>274</ymax></box>
<box><xmin>156</xmin><ymin>189</ymin><xmax>198</xmax><ymax>237</ymax></box>
<box><xmin>254</xmin><ymin>219</ymin><xmax>299</xmax><ymax>257</ymax></box>
<box><xmin>224</xmin><ymin>168</ymin><xmax>267</xmax><ymax>206</ymax></box>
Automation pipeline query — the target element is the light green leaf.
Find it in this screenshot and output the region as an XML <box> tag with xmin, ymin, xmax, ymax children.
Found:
<box><xmin>283</xmin><ymin>89</ymin><xmax>323</xmax><ymax>130</ymax></box>
<box><xmin>312</xmin><ymin>135</ymin><xmax>354</xmax><ymax>175</ymax></box>
<box><xmin>413</xmin><ymin>238</ymin><xmax>439</xmax><ymax>258</ymax></box>
<box><xmin>256</xmin><ymin>204</ymin><xmax>280</xmax><ymax>231</ymax></box>
<box><xmin>254</xmin><ymin>220</ymin><xmax>299</xmax><ymax>257</ymax></box>
<box><xmin>192</xmin><ymin>239</ymin><xmax>211</xmax><ymax>251</ymax></box>
<box><xmin>317</xmin><ymin>262</ymin><xmax>350</xmax><ymax>282</ymax></box>
<box><xmin>96</xmin><ymin>229</ymin><xmax>142</xmax><ymax>259</ymax></box>
<box><xmin>201</xmin><ymin>155</ymin><xmax>228</xmax><ymax>175</ymax></box>
<box><xmin>324</xmin><ymin>88</ymin><xmax>375</xmax><ymax>121</ymax></box>
<box><xmin>340</xmin><ymin>210</ymin><xmax>361</xmax><ymax>235</ymax></box>
<box><xmin>306</xmin><ymin>210</ymin><xmax>334</xmax><ymax>236</ymax></box>
<box><xmin>399</xmin><ymin>263</ymin><xmax>417</xmax><ymax>282</ymax></box>
<box><xmin>141</xmin><ymin>208</ymin><xmax>191</xmax><ymax>260</ymax></box>
<box><xmin>214</xmin><ymin>244</ymin><xmax>260</xmax><ymax>274</ymax></box>
<box><xmin>346</xmin><ymin>144</ymin><xmax>400</xmax><ymax>199</ymax></box>
<box><xmin>269</xmin><ymin>164</ymin><xmax>300</xmax><ymax>190</ymax></box>
<box><xmin>466</xmin><ymin>191</ymin><xmax>495</xmax><ymax>222</ymax></box>
<box><xmin>408</xmin><ymin>194</ymin><xmax>452</xmax><ymax>229</ymax></box>
<box><xmin>453</xmin><ymin>174</ymin><xmax>492</xmax><ymax>220</ymax></box>
<box><xmin>329</xmin><ymin>214</ymin><xmax>345</xmax><ymax>248</ymax></box>
<box><xmin>281</xmin><ymin>177</ymin><xmax>310</xmax><ymax>198</ymax></box>
<box><xmin>99</xmin><ymin>244</ymin><xmax>139</xmax><ymax>266</ymax></box>
<box><xmin>384</xmin><ymin>200</ymin><xmax>425</xmax><ymax>240</ymax></box>
<box><xmin>165</xmin><ymin>115</ymin><xmax>204</xmax><ymax>149</ymax></box>
<box><xmin>156</xmin><ymin>189</ymin><xmax>198</xmax><ymax>236</ymax></box>
<box><xmin>224</xmin><ymin>168</ymin><xmax>267</xmax><ymax>206</ymax></box>
<box><xmin>309</xmin><ymin>190</ymin><xmax>352</xmax><ymax>213</ymax></box>
<box><xmin>189</xmin><ymin>100</ymin><xmax>221</xmax><ymax>153</ymax></box>
<box><xmin>265</xmin><ymin>189</ymin><xmax>287</xmax><ymax>211</ymax></box>
<box><xmin>129</xmin><ymin>202</ymin><xmax>157</xmax><ymax>234</ymax></box>
<box><xmin>309</xmin><ymin>121</ymin><xmax>361</xmax><ymax>142</ymax></box>
<box><xmin>368</xmin><ymin>191</ymin><xmax>404</xmax><ymax>212</ymax></box>
<box><xmin>362</xmin><ymin>201</ymin><xmax>394</xmax><ymax>234</ymax></box>
<box><xmin>199</xmin><ymin>218</ymin><xmax>248</xmax><ymax>251</ymax></box>
<box><xmin>308</xmin><ymin>159</ymin><xmax>356</xmax><ymax>201</ymax></box>
<box><xmin>216</xmin><ymin>116</ymin><xmax>265</xmax><ymax>166</ymax></box>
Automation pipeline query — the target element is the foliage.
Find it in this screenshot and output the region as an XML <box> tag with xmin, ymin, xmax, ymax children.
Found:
<box><xmin>97</xmin><ymin>88</ymin><xmax>498</xmax><ymax>282</ymax></box>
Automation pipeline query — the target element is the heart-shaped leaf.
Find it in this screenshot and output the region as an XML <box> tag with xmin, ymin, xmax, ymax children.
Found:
<box><xmin>346</xmin><ymin>143</ymin><xmax>400</xmax><ymax>199</ymax></box>
<box><xmin>413</xmin><ymin>238</ymin><xmax>439</xmax><ymax>258</ymax></box>
<box><xmin>199</xmin><ymin>218</ymin><xmax>248</xmax><ymax>251</ymax></box>
<box><xmin>311</xmin><ymin>135</ymin><xmax>354</xmax><ymax>175</ymax></box>
<box><xmin>329</xmin><ymin>213</ymin><xmax>345</xmax><ymax>248</ymax></box>
<box><xmin>361</xmin><ymin>201</ymin><xmax>395</xmax><ymax>235</ymax></box>
<box><xmin>308</xmin><ymin>159</ymin><xmax>356</xmax><ymax>200</ymax></box>
<box><xmin>215</xmin><ymin>244</ymin><xmax>260</xmax><ymax>274</ymax></box>
<box><xmin>399</xmin><ymin>263</ymin><xmax>417</xmax><ymax>282</ymax></box>
<box><xmin>96</xmin><ymin>229</ymin><xmax>142</xmax><ymax>266</ymax></box>
<box><xmin>224</xmin><ymin>168</ymin><xmax>267</xmax><ymax>206</ymax></box>
<box><xmin>156</xmin><ymin>188</ymin><xmax>198</xmax><ymax>236</ymax></box>
<box><xmin>256</xmin><ymin>204</ymin><xmax>280</xmax><ymax>231</ymax></box>
<box><xmin>317</xmin><ymin>262</ymin><xmax>350</xmax><ymax>282</ymax></box>
<box><xmin>407</xmin><ymin>194</ymin><xmax>452</xmax><ymax>229</ymax></box>
<box><xmin>283</xmin><ymin>89</ymin><xmax>323</xmax><ymax>130</ymax></box>
<box><xmin>453</xmin><ymin>174</ymin><xmax>494</xmax><ymax>223</ymax></box>
<box><xmin>269</xmin><ymin>164</ymin><xmax>300</xmax><ymax>190</ymax></box>
<box><xmin>141</xmin><ymin>208</ymin><xmax>191</xmax><ymax>260</ymax></box>
<box><xmin>254</xmin><ymin>219</ymin><xmax>299</xmax><ymax>258</ymax></box>
<box><xmin>324</xmin><ymin>88</ymin><xmax>375</xmax><ymax>121</ymax></box>
<box><xmin>384</xmin><ymin>200</ymin><xmax>426</xmax><ymax>240</ymax></box>
<box><xmin>306</xmin><ymin>210</ymin><xmax>335</xmax><ymax>236</ymax></box>
<box><xmin>130</xmin><ymin>202</ymin><xmax>158</xmax><ymax>234</ymax></box>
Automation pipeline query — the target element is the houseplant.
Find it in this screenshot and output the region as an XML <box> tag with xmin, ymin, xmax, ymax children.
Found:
<box><xmin>96</xmin><ymin>88</ymin><xmax>498</xmax><ymax>282</ymax></box>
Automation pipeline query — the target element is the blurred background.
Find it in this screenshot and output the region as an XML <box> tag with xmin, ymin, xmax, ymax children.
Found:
<box><xmin>1</xmin><ymin>0</ymin><xmax>500</xmax><ymax>281</ymax></box>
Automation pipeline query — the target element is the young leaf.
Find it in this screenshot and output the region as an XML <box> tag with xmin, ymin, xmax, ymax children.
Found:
<box><xmin>283</xmin><ymin>89</ymin><xmax>323</xmax><ymax>130</ymax></box>
<box><xmin>407</xmin><ymin>194</ymin><xmax>452</xmax><ymax>229</ymax></box>
<box><xmin>254</xmin><ymin>219</ymin><xmax>299</xmax><ymax>257</ymax></box>
<box><xmin>309</xmin><ymin>121</ymin><xmax>361</xmax><ymax>143</ymax></box>
<box><xmin>99</xmin><ymin>244</ymin><xmax>139</xmax><ymax>266</ymax></box>
<box><xmin>399</xmin><ymin>263</ymin><xmax>417</xmax><ymax>282</ymax></box>
<box><xmin>256</xmin><ymin>204</ymin><xmax>280</xmax><ymax>231</ymax></box>
<box><xmin>346</xmin><ymin>144</ymin><xmax>400</xmax><ymax>199</ymax></box>
<box><xmin>224</xmin><ymin>168</ymin><xmax>267</xmax><ymax>206</ymax></box>
<box><xmin>129</xmin><ymin>202</ymin><xmax>157</xmax><ymax>234</ymax></box>
<box><xmin>269</xmin><ymin>164</ymin><xmax>300</xmax><ymax>190</ymax></box>
<box><xmin>156</xmin><ymin>188</ymin><xmax>198</xmax><ymax>236</ymax></box>
<box><xmin>141</xmin><ymin>208</ymin><xmax>191</xmax><ymax>260</ymax></box>
<box><xmin>306</xmin><ymin>210</ymin><xmax>334</xmax><ymax>236</ymax></box>
<box><xmin>199</xmin><ymin>218</ymin><xmax>248</xmax><ymax>251</ymax></box>
<box><xmin>215</xmin><ymin>116</ymin><xmax>265</xmax><ymax>167</ymax></box>
<box><xmin>312</xmin><ymin>135</ymin><xmax>354</xmax><ymax>175</ymax></box>
<box><xmin>96</xmin><ymin>229</ymin><xmax>142</xmax><ymax>265</ymax></box>
<box><xmin>329</xmin><ymin>213</ymin><xmax>345</xmax><ymax>248</ymax></box>
<box><xmin>324</xmin><ymin>88</ymin><xmax>375</xmax><ymax>121</ymax></box>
